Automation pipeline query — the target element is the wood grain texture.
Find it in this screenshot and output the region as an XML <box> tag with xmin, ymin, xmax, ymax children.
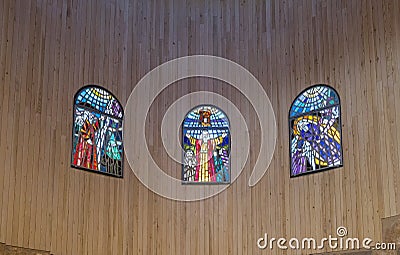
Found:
<box><xmin>0</xmin><ymin>0</ymin><xmax>400</xmax><ymax>254</ymax></box>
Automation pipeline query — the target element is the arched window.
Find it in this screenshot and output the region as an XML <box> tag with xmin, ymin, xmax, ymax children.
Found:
<box><xmin>71</xmin><ymin>85</ymin><xmax>124</xmax><ymax>177</ymax></box>
<box><xmin>289</xmin><ymin>85</ymin><xmax>343</xmax><ymax>177</ymax></box>
<box><xmin>182</xmin><ymin>105</ymin><xmax>230</xmax><ymax>183</ymax></box>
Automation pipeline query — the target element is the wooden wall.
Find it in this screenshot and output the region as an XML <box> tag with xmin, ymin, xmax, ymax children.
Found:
<box><xmin>1</xmin><ymin>0</ymin><xmax>400</xmax><ymax>254</ymax></box>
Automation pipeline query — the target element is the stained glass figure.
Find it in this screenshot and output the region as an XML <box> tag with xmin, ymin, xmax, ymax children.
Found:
<box><xmin>71</xmin><ymin>85</ymin><xmax>124</xmax><ymax>177</ymax></box>
<box><xmin>289</xmin><ymin>85</ymin><xmax>343</xmax><ymax>177</ymax></box>
<box><xmin>182</xmin><ymin>105</ymin><xmax>230</xmax><ymax>183</ymax></box>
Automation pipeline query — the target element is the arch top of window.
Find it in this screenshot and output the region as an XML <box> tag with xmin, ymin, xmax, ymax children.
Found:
<box><xmin>182</xmin><ymin>105</ymin><xmax>230</xmax><ymax>130</ymax></box>
<box><xmin>289</xmin><ymin>84</ymin><xmax>340</xmax><ymax>119</ymax></box>
<box><xmin>74</xmin><ymin>85</ymin><xmax>124</xmax><ymax>119</ymax></box>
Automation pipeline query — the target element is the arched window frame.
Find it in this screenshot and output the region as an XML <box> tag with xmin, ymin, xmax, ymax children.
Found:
<box><xmin>182</xmin><ymin>104</ymin><xmax>231</xmax><ymax>184</ymax></box>
<box><xmin>289</xmin><ymin>84</ymin><xmax>343</xmax><ymax>177</ymax></box>
<box><xmin>71</xmin><ymin>85</ymin><xmax>124</xmax><ymax>178</ymax></box>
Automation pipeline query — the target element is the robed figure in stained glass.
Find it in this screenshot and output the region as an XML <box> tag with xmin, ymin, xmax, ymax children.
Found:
<box><xmin>72</xmin><ymin>86</ymin><xmax>124</xmax><ymax>177</ymax></box>
<box><xmin>73</xmin><ymin>111</ymin><xmax>100</xmax><ymax>169</ymax></box>
<box><xmin>185</xmin><ymin>131</ymin><xmax>227</xmax><ymax>182</ymax></box>
<box><xmin>289</xmin><ymin>85</ymin><xmax>343</xmax><ymax>177</ymax></box>
<box><xmin>182</xmin><ymin>105</ymin><xmax>230</xmax><ymax>184</ymax></box>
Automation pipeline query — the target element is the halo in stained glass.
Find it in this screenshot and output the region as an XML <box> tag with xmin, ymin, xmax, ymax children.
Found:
<box><xmin>182</xmin><ymin>105</ymin><xmax>229</xmax><ymax>130</ymax></box>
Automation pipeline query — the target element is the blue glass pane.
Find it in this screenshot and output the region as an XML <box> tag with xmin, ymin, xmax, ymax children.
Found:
<box><xmin>75</xmin><ymin>86</ymin><xmax>123</xmax><ymax>118</ymax></box>
<box><xmin>183</xmin><ymin>105</ymin><xmax>229</xmax><ymax>128</ymax></box>
<box><xmin>289</xmin><ymin>86</ymin><xmax>339</xmax><ymax>118</ymax></box>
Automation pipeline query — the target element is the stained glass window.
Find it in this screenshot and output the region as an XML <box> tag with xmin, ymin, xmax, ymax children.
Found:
<box><xmin>289</xmin><ymin>85</ymin><xmax>343</xmax><ymax>177</ymax></box>
<box><xmin>71</xmin><ymin>85</ymin><xmax>124</xmax><ymax>177</ymax></box>
<box><xmin>182</xmin><ymin>105</ymin><xmax>230</xmax><ymax>183</ymax></box>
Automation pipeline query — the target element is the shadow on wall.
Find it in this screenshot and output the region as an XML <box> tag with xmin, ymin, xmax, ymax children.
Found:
<box><xmin>382</xmin><ymin>215</ymin><xmax>400</xmax><ymax>255</ymax></box>
<box><xmin>310</xmin><ymin>249</ymin><xmax>372</xmax><ymax>255</ymax></box>
<box><xmin>0</xmin><ymin>242</ymin><xmax>52</xmax><ymax>255</ymax></box>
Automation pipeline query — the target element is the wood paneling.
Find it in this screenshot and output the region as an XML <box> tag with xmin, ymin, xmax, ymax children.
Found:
<box><xmin>0</xmin><ymin>0</ymin><xmax>400</xmax><ymax>254</ymax></box>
